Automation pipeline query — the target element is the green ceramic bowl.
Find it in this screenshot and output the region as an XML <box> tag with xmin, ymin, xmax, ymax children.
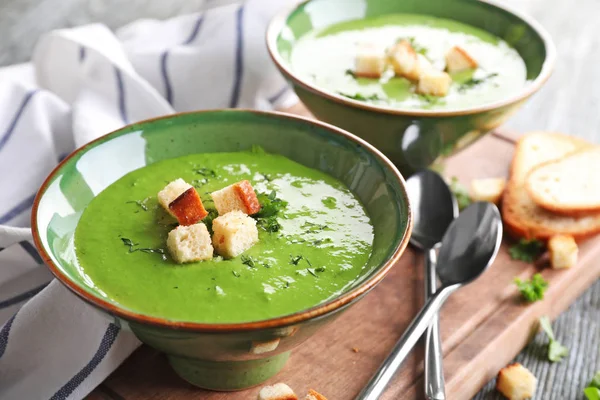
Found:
<box><xmin>267</xmin><ymin>0</ymin><xmax>555</xmax><ymax>174</ymax></box>
<box><xmin>31</xmin><ymin>110</ymin><xmax>411</xmax><ymax>391</ymax></box>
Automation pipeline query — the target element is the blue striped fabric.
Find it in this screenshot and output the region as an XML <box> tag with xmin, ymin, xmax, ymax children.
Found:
<box><xmin>0</xmin><ymin>314</ymin><xmax>16</xmax><ymax>359</ymax></box>
<box><xmin>19</xmin><ymin>241</ymin><xmax>43</xmax><ymax>264</ymax></box>
<box><xmin>0</xmin><ymin>90</ymin><xmax>37</xmax><ymax>152</ymax></box>
<box><xmin>229</xmin><ymin>5</ymin><xmax>245</xmax><ymax>108</ymax></box>
<box><xmin>268</xmin><ymin>85</ymin><xmax>290</xmax><ymax>105</ymax></box>
<box><xmin>0</xmin><ymin>283</ymin><xmax>50</xmax><ymax>310</ymax></box>
<box><xmin>0</xmin><ymin>193</ymin><xmax>36</xmax><ymax>225</ymax></box>
<box><xmin>114</xmin><ymin>68</ymin><xmax>129</xmax><ymax>124</ymax></box>
<box><xmin>49</xmin><ymin>324</ymin><xmax>121</xmax><ymax>400</ymax></box>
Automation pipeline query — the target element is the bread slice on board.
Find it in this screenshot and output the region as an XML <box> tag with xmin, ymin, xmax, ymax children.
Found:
<box><xmin>526</xmin><ymin>147</ymin><xmax>600</xmax><ymax>213</ymax></box>
<box><xmin>502</xmin><ymin>132</ymin><xmax>600</xmax><ymax>240</ymax></box>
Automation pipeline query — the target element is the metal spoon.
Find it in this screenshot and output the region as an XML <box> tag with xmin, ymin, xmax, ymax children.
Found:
<box><xmin>406</xmin><ymin>170</ymin><xmax>459</xmax><ymax>400</ymax></box>
<box><xmin>356</xmin><ymin>202</ymin><xmax>503</xmax><ymax>400</ymax></box>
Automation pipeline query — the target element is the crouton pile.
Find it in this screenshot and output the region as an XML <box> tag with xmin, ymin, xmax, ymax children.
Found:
<box><xmin>158</xmin><ymin>178</ymin><xmax>262</xmax><ymax>263</ymax></box>
<box><xmin>352</xmin><ymin>41</ymin><xmax>479</xmax><ymax>97</ymax></box>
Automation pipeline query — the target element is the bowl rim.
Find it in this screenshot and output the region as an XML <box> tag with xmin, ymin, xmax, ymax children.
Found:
<box><xmin>266</xmin><ymin>0</ymin><xmax>556</xmax><ymax>117</ymax></box>
<box><xmin>31</xmin><ymin>109</ymin><xmax>413</xmax><ymax>332</ymax></box>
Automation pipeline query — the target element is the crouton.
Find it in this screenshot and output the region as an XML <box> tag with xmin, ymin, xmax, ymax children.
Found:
<box><xmin>158</xmin><ymin>178</ymin><xmax>193</xmax><ymax>213</ymax></box>
<box><xmin>388</xmin><ymin>40</ymin><xmax>420</xmax><ymax>81</ymax></box>
<box><xmin>445</xmin><ymin>45</ymin><xmax>478</xmax><ymax>73</ymax></box>
<box><xmin>257</xmin><ymin>383</ymin><xmax>297</xmax><ymax>400</ymax></box>
<box><xmin>212</xmin><ymin>211</ymin><xmax>259</xmax><ymax>258</ymax></box>
<box><xmin>211</xmin><ymin>180</ymin><xmax>261</xmax><ymax>215</ymax></box>
<box><xmin>354</xmin><ymin>43</ymin><xmax>386</xmax><ymax>78</ymax></box>
<box><xmin>417</xmin><ymin>70</ymin><xmax>452</xmax><ymax>97</ymax></box>
<box><xmin>167</xmin><ymin>223</ymin><xmax>213</xmax><ymax>263</ymax></box>
<box><xmin>305</xmin><ymin>389</ymin><xmax>328</xmax><ymax>400</ymax></box>
<box><xmin>251</xmin><ymin>338</ymin><xmax>280</xmax><ymax>354</ymax></box>
<box><xmin>470</xmin><ymin>178</ymin><xmax>507</xmax><ymax>204</ymax></box>
<box><xmin>168</xmin><ymin>187</ymin><xmax>208</xmax><ymax>226</ymax></box>
<box><xmin>548</xmin><ymin>234</ymin><xmax>578</xmax><ymax>269</ymax></box>
<box><xmin>496</xmin><ymin>363</ymin><xmax>537</xmax><ymax>400</ymax></box>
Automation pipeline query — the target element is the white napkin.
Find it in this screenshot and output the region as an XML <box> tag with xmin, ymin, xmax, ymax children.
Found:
<box><xmin>0</xmin><ymin>1</ymin><xmax>298</xmax><ymax>398</ymax></box>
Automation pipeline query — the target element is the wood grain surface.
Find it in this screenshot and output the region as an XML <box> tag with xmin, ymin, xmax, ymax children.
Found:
<box><xmin>87</xmin><ymin>127</ymin><xmax>600</xmax><ymax>400</ymax></box>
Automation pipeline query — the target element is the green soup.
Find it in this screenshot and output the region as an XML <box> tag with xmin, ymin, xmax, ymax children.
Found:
<box><xmin>291</xmin><ymin>14</ymin><xmax>528</xmax><ymax>110</ymax></box>
<box><xmin>74</xmin><ymin>151</ymin><xmax>373</xmax><ymax>323</ymax></box>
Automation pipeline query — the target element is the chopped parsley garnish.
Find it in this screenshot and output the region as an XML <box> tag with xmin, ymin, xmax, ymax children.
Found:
<box><xmin>417</xmin><ymin>93</ymin><xmax>442</xmax><ymax>106</ymax></box>
<box><xmin>195</xmin><ymin>167</ymin><xmax>217</xmax><ymax>177</ymax></box>
<box><xmin>203</xmin><ymin>209</ymin><xmax>219</xmax><ymax>232</ymax></box>
<box><xmin>584</xmin><ymin>371</ymin><xmax>600</xmax><ymax>400</ymax></box>
<box><xmin>257</xmin><ymin>217</ymin><xmax>281</xmax><ymax>233</ymax></box>
<box><xmin>232</xmin><ymin>270</ymin><xmax>240</xmax><ymax>278</ymax></box>
<box><xmin>290</xmin><ymin>255</ymin><xmax>304</xmax><ymax>265</ymax></box>
<box><xmin>263</xmin><ymin>262</ymin><xmax>271</xmax><ymax>269</ymax></box>
<box><xmin>345</xmin><ymin>69</ymin><xmax>357</xmax><ymax>78</ymax></box>
<box><xmin>313</xmin><ymin>238</ymin><xmax>333</xmax><ymax>246</ymax></box>
<box><xmin>539</xmin><ymin>316</ymin><xmax>568</xmax><ymax>362</ymax></box>
<box><xmin>449</xmin><ymin>177</ymin><xmax>471</xmax><ymax>210</ymax></box>
<box><xmin>307</xmin><ymin>268</ymin><xmax>318</xmax><ymax>277</ymax></box>
<box><xmin>192</xmin><ymin>178</ymin><xmax>209</xmax><ymax>188</ymax></box>
<box><xmin>126</xmin><ymin>197</ymin><xmax>151</xmax><ymax>212</ymax></box>
<box><xmin>284</xmin><ymin>281</ymin><xmax>290</xmax><ymax>289</ymax></box>
<box><xmin>315</xmin><ymin>266</ymin><xmax>326</xmax><ymax>272</ymax></box>
<box><xmin>514</xmin><ymin>273</ymin><xmax>548</xmax><ymax>302</ymax></box>
<box><xmin>337</xmin><ymin>92</ymin><xmax>385</xmax><ymax>102</ymax></box>
<box><xmin>241</xmin><ymin>255</ymin><xmax>257</xmax><ymax>269</ymax></box>
<box><xmin>120</xmin><ymin>237</ymin><xmax>166</xmax><ymax>260</ymax></box>
<box><xmin>509</xmin><ymin>238</ymin><xmax>545</xmax><ymax>262</ymax></box>
<box><xmin>457</xmin><ymin>73</ymin><xmax>499</xmax><ymax>93</ymax></box>
<box><xmin>258</xmin><ymin>173</ymin><xmax>273</xmax><ymax>182</ymax></box>
<box><xmin>302</xmin><ymin>221</ymin><xmax>329</xmax><ymax>234</ymax></box>
<box><xmin>255</xmin><ymin>191</ymin><xmax>288</xmax><ymax>218</ymax></box>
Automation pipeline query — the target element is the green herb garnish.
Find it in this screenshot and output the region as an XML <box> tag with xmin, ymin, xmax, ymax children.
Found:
<box><xmin>258</xmin><ymin>173</ymin><xmax>273</xmax><ymax>182</ymax></box>
<box><xmin>120</xmin><ymin>238</ymin><xmax>166</xmax><ymax>260</ymax></box>
<box><xmin>514</xmin><ymin>273</ymin><xmax>548</xmax><ymax>302</ymax></box>
<box><xmin>257</xmin><ymin>216</ymin><xmax>281</xmax><ymax>233</ymax></box>
<box><xmin>539</xmin><ymin>316</ymin><xmax>568</xmax><ymax>362</ymax></box>
<box><xmin>584</xmin><ymin>372</ymin><xmax>600</xmax><ymax>400</ymax></box>
<box><xmin>203</xmin><ymin>209</ymin><xmax>219</xmax><ymax>232</ymax></box>
<box><xmin>284</xmin><ymin>281</ymin><xmax>290</xmax><ymax>288</ymax></box>
<box><xmin>126</xmin><ymin>197</ymin><xmax>151</xmax><ymax>212</ymax></box>
<box><xmin>313</xmin><ymin>238</ymin><xmax>333</xmax><ymax>246</ymax></box>
<box><xmin>337</xmin><ymin>92</ymin><xmax>384</xmax><ymax>102</ymax></box>
<box><xmin>345</xmin><ymin>69</ymin><xmax>357</xmax><ymax>78</ymax></box>
<box><xmin>457</xmin><ymin>73</ymin><xmax>499</xmax><ymax>93</ymax></box>
<box><xmin>263</xmin><ymin>262</ymin><xmax>271</xmax><ymax>269</ymax></box>
<box><xmin>232</xmin><ymin>271</ymin><xmax>240</xmax><ymax>278</ymax></box>
<box><xmin>290</xmin><ymin>255</ymin><xmax>304</xmax><ymax>265</ymax></box>
<box><xmin>255</xmin><ymin>191</ymin><xmax>288</xmax><ymax>218</ymax></box>
<box><xmin>509</xmin><ymin>238</ymin><xmax>545</xmax><ymax>262</ymax></box>
<box><xmin>449</xmin><ymin>177</ymin><xmax>471</xmax><ymax>210</ymax></box>
<box><xmin>241</xmin><ymin>255</ymin><xmax>257</xmax><ymax>269</ymax></box>
<box><xmin>307</xmin><ymin>268</ymin><xmax>318</xmax><ymax>277</ymax></box>
<box><xmin>302</xmin><ymin>221</ymin><xmax>329</xmax><ymax>234</ymax></box>
<box><xmin>195</xmin><ymin>167</ymin><xmax>217</xmax><ymax>177</ymax></box>
<box><xmin>315</xmin><ymin>266</ymin><xmax>326</xmax><ymax>272</ymax></box>
<box><xmin>192</xmin><ymin>178</ymin><xmax>209</xmax><ymax>188</ymax></box>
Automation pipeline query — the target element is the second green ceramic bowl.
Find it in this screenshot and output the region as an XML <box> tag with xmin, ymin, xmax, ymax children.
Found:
<box><xmin>267</xmin><ymin>0</ymin><xmax>555</xmax><ymax>174</ymax></box>
<box><xmin>32</xmin><ymin>110</ymin><xmax>411</xmax><ymax>391</ymax></box>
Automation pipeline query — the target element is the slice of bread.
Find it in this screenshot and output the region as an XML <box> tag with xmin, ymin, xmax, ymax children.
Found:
<box><xmin>257</xmin><ymin>383</ymin><xmax>297</xmax><ymax>400</ymax></box>
<box><xmin>212</xmin><ymin>211</ymin><xmax>259</xmax><ymax>258</ymax></box>
<box><xmin>502</xmin><ymin>132</ymin><xmax>600</xmax><ymax>240</ymax></box>
<box><xmin>526</xmin><ymin>147</ymin><xmax>600</xmax><ymax>213</ymax></box>
<box><xmin>470</xmin><ymin>178</ymin><xmax>506</xmax><ymax>204</ymax></box>
<box><xmin>167</xmin><ymin>223</ymin><xmax>213</xmax><ymax>263</ymax></box>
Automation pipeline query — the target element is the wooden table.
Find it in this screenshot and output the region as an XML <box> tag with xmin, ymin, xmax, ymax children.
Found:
<box><xmin>1</xmin><ymin>0</ymin><xmax>598</xmax><ymax>398</ymax></box>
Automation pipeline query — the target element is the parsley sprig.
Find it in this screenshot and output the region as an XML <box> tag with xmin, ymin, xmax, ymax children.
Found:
<box><xmin>449</xmin><ymin>177</ymin><xmax>471</xmax><ymax>210</ymax></box>
<box><xmin>254</xmin><ymin>190</ymin><xmax>288</xmax><ymax>233</ymax></box>
<box><xmin>514</xmin><ymin>273</ymin><xmax>548</xmax><ymax>302</ymax></box>
<box><xmin>584</xmin><ymin>371</ymin><xmax>600</xmax><ymax>400</ymax></box>
<box><xmin>539</xmin><ymin>316</ymin><xmax>568</xmax><ymax>362</ymax></box>
<box><xmin>509</xmin><ymin>239</ymin><xmax>545</xmax><ymax>263</ymax></box>
<box><xmin>120</xmin><ymin>237</ymin><xmax>166</xmax><ymax>260</ymax></box>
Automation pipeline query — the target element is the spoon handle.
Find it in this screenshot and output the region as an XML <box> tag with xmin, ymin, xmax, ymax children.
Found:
<box><xmin>424</xmin><ymin>248</ymin><xmax>446</xmax><ymax>400</ymax></box>
<box><xmin>355</xmin><ymin>286</ymin><xmax>458</xmax><ymax>400</ymax></box>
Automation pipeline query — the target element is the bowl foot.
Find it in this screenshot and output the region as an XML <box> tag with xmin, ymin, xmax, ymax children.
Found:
<box><xmin>168</xmin><ymin>352</ymin><xmax>290</xmax><ymax>391</ymax></box>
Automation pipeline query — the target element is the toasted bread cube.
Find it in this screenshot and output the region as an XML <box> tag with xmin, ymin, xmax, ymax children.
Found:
<box><xmin>496</xmin><ymin>363</ymin><xmax>537</xmax><ymax>400</ymax></box>
<box><xmin>158</xmin><ymin>178</ymin><xmax>193</xmax><ymax>214</ymax></box>
<box><xmin>388</xmin><ymin>40</ymin><xmax>420</xmax><ymax>81</ymax></box>
<box><xmin>305</xmin><ymin>389</ymin><xmax>328</xmax><ymax>400</ymax></box>
<box><xmin>470</xmin><ymin>178</ymin><xmax>507</xmax><ymax>204</ymax></box>
<box><xmin>416</xmin><ymin>54</ymin><xmax>435</xmax><ymax>77</ymax></box>
<box><xmin>211</xmin><ymin>180</ymin><xmax>261</xmax><ymax>215</ymax></box>
<box><xmin>251</xmin><ymin>338</ymin><xmax>280</xmax><ymax>354</ymax></box>
<box><xmin>212</xmin><ymin>211</ymin><xmax>259</xmax><ymax>258</ymax></box>
<box><xmin>548</xmin><ymin>234</ymin><xmax>578</xmax><ymax>269</ymax></box>
<box><xmin>258</xmin><ymin>383</ymin><xmax>297</xmax><ymax>400</ymax></box>
<box><xmin>417</xmin><ymin>70</ymin><xmax>452</xmax><ymax>97</ymax></box>
<box><xmin>445</xmin><ymin>45</ymin><xmax>478</xmax><ymax>73</ymax></box>
<box><xmin>354</xmin><ymin>44</ymin><xmax>386</xmax><ymax>78</ymax></box>
<box><xmin>168</xmin><ymin>187</ymin><xmax>208</xmax><ymax>226</ymax></box>
<box><xmin>167</xmin><ymin>223</ymin><xmax>213</xmax><ymax>263</ymax></box>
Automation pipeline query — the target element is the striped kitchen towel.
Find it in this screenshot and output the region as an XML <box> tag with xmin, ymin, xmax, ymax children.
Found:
<box><xmin>0</xmin><ymin>0</ymin><xmax>298</xmax><ymax>398</ymax></box>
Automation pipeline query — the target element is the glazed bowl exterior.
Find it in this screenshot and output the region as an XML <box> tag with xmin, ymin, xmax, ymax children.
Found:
<box><xmin>267</xmin><ymin>0</ymin><xmax>555</xmax><ymax>174</ymax></box>
<box><xmin>32</xmin><ymin>110</ymin><xmax>412</xmax><ymax>390</ymax></box>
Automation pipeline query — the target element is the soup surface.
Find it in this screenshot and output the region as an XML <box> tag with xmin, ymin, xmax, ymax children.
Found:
<box><xmin>290</xmin><ymin>14</ymin><xmax>528</xmax><ymax>110</ymax></box>
<box><xmin>74</xmin><ymin>150</ymin><xmax>373</xmax><ymax>323</ymax></box>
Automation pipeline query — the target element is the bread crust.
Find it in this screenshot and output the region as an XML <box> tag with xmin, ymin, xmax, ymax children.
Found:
<box><xmin>234</xmin><ymin>180</ymin><xmax>261</xmax><ymax>214</ymax></box>
<box><xmin>502</xmin><ymin>132</ymin><xmax>600</xmax><ymax>241</ymax></box>
<box><xmin>168</xmin><ymin>187</ymin><xmax>208</xmax><ymax>225</ymax></box>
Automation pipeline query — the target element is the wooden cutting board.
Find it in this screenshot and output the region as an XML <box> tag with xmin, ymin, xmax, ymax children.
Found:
<box><xmin>87</xmin><ymin>109</ymin><xmax>600</xmax><ymax>400</ymax></box>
